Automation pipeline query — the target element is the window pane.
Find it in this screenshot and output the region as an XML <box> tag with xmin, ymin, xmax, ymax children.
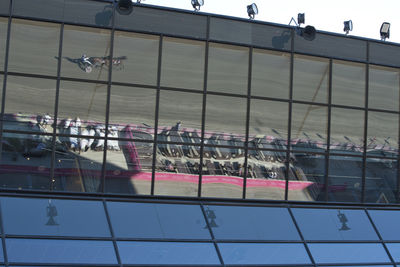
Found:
<box><xmin>365</xmin><ymin>158</ymin><xmax>398</xmax><ymax>204</ymax></box>
<box><xmin>61</xmin><ymin>25</ymin><xmax>110</xmax><ymax>81</ymax></box>
<box><xmin>249</xmin><ymin>99</ymin><xmax>288</xmax><ymax>145</ymax></box>
<box><xmin>155</xmin><ymin>144</ymin><xmax>200</xmax><ymax>197</ymax></box>
<box><xmin>57</xmin><ymin>80</ymin><xmax>107</xmax><ymax>131</ymax></box>
<box><xmin>107</xmin><ymin>202</ymin><xmax>211</xmax><ymax>239</ymax></box>
<box><xmin>219</xmin><ymin>243</ymin><xmax>311</xmax><ymax>265</ymax></box>
<box><xmin>8</xmin><ymin>19</ymin><xmax>59</xmax><ymax>76</ymax></box>
<box><xmin>328</xmin><ymin>155</ymin><xmax>363</xmax><ymax>202</ymax></box>
<box><xmin>290</xmin><ymin>153</ymin><xmax>326</xmax><ymax>202</ymax></box>
<box><xmin>204</xmin><ymin>205</ymin><xmax>300</xmax><ymax>240</ymax></box>
<box><xmin>112</xmin><ymin>31</ymin><xmax>159</xmax><ymax>85</ymax></box>
<box><xmin>293</xmin><ymin>55</ymin><xmax>329</xmax><ymax>104</ymax></box>
<box><xmin>1</xmin><ymin>197</ymin><xmax>110</xmax><ymax>237</ymax></box>
<box><xmin>4</xmin><ymin>76</ymin><xmax>55</xmax><ymax>133</ymax></box>
<box><xmin>0</xmin><ymin>132</ymin><xmax>51</xmax><ymax>190</ymax></box>
<box><xmin>386</xmin><ymin>243</ymin><xmax>400</xmax><ymax>263</ymax></box>
<box><xmin>105</xmin><ymin>141</ymin><xmax>153</xmax><ymax>195</ymax></box>
<box><xmin>118</xmin><ymin>241</ymin><xmax>220</xmax><ymax>265</ymax></box>
<box><xmin>292</xmin><ymin>208</ymin><xmax>378</xmax><ymax>240</ymax></box>
<box><xmin>330</xmin><ymin>107</ymin><xmax>364</xmax><ymax>154</ymax></box>
<box><xmin>367</xmin><ymin>111</ymin><xmax>398</xmax><ymax>156</ymax></box>
<box><xmin>158</xmin><ymin>90</ymin><xmax>202</xmax><ymax>142</ymax></box>
<box><xmin>291</xmin><ymin>104</ymin><xmax>328</xmax><ymax>152</ymax></box>
<box><xmin>207</xmin><ymin>43</ymin><xmax>248</xmax><ymax>95</ymax></box>
<box><xmin>6</xmin><ymin>239</ymin><xmax>117</xmax><ymax>264</ymax></box>
<box><xmin>251</xmin><ymin>49</ymin><xmax>290</xmax><ymax>99</ymax></box>
<box><xmin>109</xmin><ymin>85</ymin><xmax>156</xmax><ymax>141</ymax></box>
<box><xmin>309</xmin><ymin>243</ymin><xmax>390</xmax><ymax>264</ymax></box>
<box><xmin>332</xmin><ymin>60</ymin><xmax>366</xmax><ymax>107</ymax></box>
<box><xmin>0</xmin><ymin>17</ymin><xmax>8</xmax><ymax>71</ymax></box>
<box><xmin>369</xmin><ymin>65</ymin><xmax>399</xmax><ymax>111</ymax></box>
<box><xmin>368</xmin><ymin>210</ymin><xmax>400</xmax><ymax>240</ymax></box>
<box><xmin>161</xmin><ymin>37</ymin><xmax>205</xmax><ymax>90</ymax></box>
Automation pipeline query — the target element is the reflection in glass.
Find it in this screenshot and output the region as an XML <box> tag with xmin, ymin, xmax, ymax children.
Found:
<box><xmin>332</xmin><ymin>60</ymin><xmax>366</xmax><ymax>107</ymax></box>
<box><xmin>291</xmin><ymin>104</ymin><xmax>328</xmax><ymax>152</ymax></box>
<box><xmin>369</xmin><ymin>65</ymin><xmax>399</xmax><ymax>111</ymax></box>
<box><xmin>6</xmin><ymin>239</ymin><xmax>117</xmax><ymax>264</ymax></box>
<box><xmin>112</xmin><ymin>31</ymin><xmax>159</xmax><ymax>85</ymax></box>
<box><xmin>161</xmin><ymin>37</ymin><xmax>205</xmax><ymax>90</ymax></box>
<box><xmin>105</xmin><ymin>141</ymin><xmax>153</xmax><ymax>195</ymax></box>
<box><xmin>292</xmin><ymin>208</ymin><xmax>378</xmax><ymax>240</ymax></box>
<box><xmin>158</xmin><ymin>90</ymin><xmax>202</xmax><ymax>143</ymax></box>
<box><xmin>330</xmin><ymin>107</ymin><xmax>364</xmax><ymax>154</ymax></box>
<box><xmin>289</xmin><ymin>153</ymin><xmax>325</xmax><ymax>202</ymax></box>
<box><xmin>328</xmin><ymin>155</ymin><xmax>362</xmax><ymax>202</ymax></box>
<box><xmin>367</xmin><ymin>111</ymin><xmax>398</xmax><ymax>156</ymax></box>
<box><xmin>118</xmin><ymin>241</ymin><xmax>220</xmax><ymax>265</ymax></box>
<box><xmin>386</xmin><ymin>243</ymin><xmax>400</xmax><ymax>263</ymax></box>
<box><xmin>219</xmin><ymin>243</ymin><xmax>311</xmax><ymax>265</ymax></box>
<box><xmin>207</xmin><ymin>43</ymin><xmax>249</xmax><ymax>95</ymax></box>
<box><xmin>4</xmin><ymin>76</ymin><xmax>56</xmax><ymax>133</ymax></box>
<box><xmin>293</xmin><ymin>55</ymin><xmax>329</xmax><ymax>104</ymax></box>
<box><xmin>309</xmin><ymin>243</ymin><xmax>390</xmax><ymax>264</ymax></box>
<box><xmin>107</xmin><ymin>202</ymin><xmax>210</xmax><ymax>239</ymax></box>
<box><xmin>0</xmin><ymin>133</ymin><xmax>51</xmax><ymax>190</ymax></box>
<box><xmin>57</xmin><ymin>80</ymin><xmax>107</xmax><ymax>132</ymax></box>
<box><xmin>204</xmin><ymin>205</ymin><xmax>300</xmax><ymax>240</ymax></box>
<box><xmin>8</xmin><ymin>19</ymin><xmax>60</xmax><ymax>76</ymax></box>
<box><xmin>109</xmin><ymin>85</ymin><xmax>156</xmax><ymax>141</ymax></box>
<box><xmin>251</xmin><ymin>49</ymin><xmax>290</xmax><ymax>99</ymax></box>
<box><xmin>365</xmin><ymin>159</ymin><xmax>398</xmax><ymax>204</ymax></box>
<box><xmin>368</xmin><ymin>210</ymin><xmax>400</xmax><ymax>240</ymax></box>
<box><xmin>1</xmin><ymin>197</ymin><xmax>110</xmax><ymax>237</ymax></box>
<box><xmin>62</xmin><ymin>25</ymin><xmax>111</xmax><ymax>81</ymax></box>
<box><xmin>155</xmin><ymin>144</ymin><xmax>200</xmax><ymax>197</ymax></box>
<box><xmin>0</xmin><ymin>17</ymin><xmax>8</xmax><ymax>70</ymax></box>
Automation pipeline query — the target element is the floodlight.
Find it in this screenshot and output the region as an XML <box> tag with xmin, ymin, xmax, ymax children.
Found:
<box><xmin>247</xmin><ymin>3</ymin><xmax>258</xmax><ymax>19</ymax></box>
<box><xmin>380</xmin><ymin>22</ymin><xmax>390</xmax><ymax>41</ymax></box>
<box><xmin>301</xmin><ymin>25</ymin><xmax>316</xmax><ymax>41</ymax></box>
<box><xmin>116</xmin><ymin>0</ymin><xmax>133</xmax><ymax>15</ymax></box>
<box><xmin>343</xmin><ymin>20</ymin><xmax>353</xmax><ymax>35</ymax></box>
<box><xmin>191</xmin><ymin>0</ymin><xmax>204</xmax><ymax>11</ymax></box>
<box><xmin>297</xmin><ymin>13</ymin><xmax>305</xmax><ymax>25</ymax></box>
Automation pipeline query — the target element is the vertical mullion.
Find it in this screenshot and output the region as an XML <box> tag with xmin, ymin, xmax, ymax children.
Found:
<box><xmin>325</xmin><ymin>59</ymin><xmax>333</xmax><ymax>202</ymax></box>
<box><xmin>49</xmin><ymin>22</ymin><xmax>64</xmax><ymax>191</ymax></box>
<box><xmin>199</xmin><ymin>203</ymin><xmax>225</xmax><ymax>266</ymax></box>
<box><xmin>0</xmin><ymin>0</ymin><xmax>13</xmax><ymax>165</ymax></box>
<box><xmin>103</xmin><ymin>200</ymin><xmax>122</xmax><ymax>267</ymax></box>
<box><xmin>197</xmin><ymin>16</ymin><xmax>210</xmax><ymax>198</ymax></box>
<box><xmin>398</xmin><ymin>51</ymin><xmax>400</xmax><ymax>203</ymax></box>
<box><xmin>285</xmin><ymin>29</ymin><xmax>295</xmax><ymax>201</ymax></box>
<box><xmin>242</xmin><ymin>47</ymin><xmax>252</xmax><ymax>199</ymax></box>
<box><xmin>100</xmin><ymin>6</ymin><xmax>116</xmax><ymax>194</ymax></box>
<box><xmin>150</xmin><ymin>34</ymin><xmax>163</xmax><ymax>196</ymax></box>
<box><xmin>362</xmin><ymin>42</ymin><xmax>370</xmax><ymax>203</ymax></box>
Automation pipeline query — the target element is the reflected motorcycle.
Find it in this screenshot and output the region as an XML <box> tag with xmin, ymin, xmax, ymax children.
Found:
<box><xmin>79</xmin><ymin>55</ymin><xmax>127</xmax><ymax>73</ymax></box>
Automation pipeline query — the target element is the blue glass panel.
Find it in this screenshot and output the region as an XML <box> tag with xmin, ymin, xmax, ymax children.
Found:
<box><xmin>219</xmin><ymin>243</ymin><xmax>311</xmax><ymax>265</ymax></box>
<box><xmin>292</xmin><ymin>208</ymin><xmax>378</xmax><ymax>240</ymax></box>
<box><xmin>1</xmin><ymin>197</ymin><xmax>110</xmax><ymax>237</ymax></box>
<box><xmin>368</xmin><ymin>210</ymin><xmax>400</xmax><ymax>241</ymax></box>
<box><xmin>309</xmin><ymin>243</ymin><xmax>390</xmax><ymax>264</ymax></box>
<box><xmin>386</xmin><ymin>243</ymin><xmax>400</xmax><ymax>262</ymax></box>
<box><xmin>118</xmin><ymin>241</ymin><xmax>220</xmax><ymax>265</ymax></box>
<box><xmin>107</xmin><ymin>202</ymin><xmax>210</xmax><ymax>239</ymax></box>
<box><xmin>204</xmin><ymin>205</ymin><xmax>300</xmax><ymax>240</ymax></box>
<box><xmin>6</xmin><ymin>239</ymin><xmax>117</xmax><ymax>264</ymax></box>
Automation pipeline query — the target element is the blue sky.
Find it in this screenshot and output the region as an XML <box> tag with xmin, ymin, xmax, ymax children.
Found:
<box><xmin>139</xmin><ymin>0</ymin><xmax>400</xmax><ymax>43</ymax></box>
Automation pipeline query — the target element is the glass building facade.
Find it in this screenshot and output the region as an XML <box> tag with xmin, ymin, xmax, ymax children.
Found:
<box><xmin>1</xmin><ymin>0</ymin><xmax>400</xmax><ymax>265</ymax></box>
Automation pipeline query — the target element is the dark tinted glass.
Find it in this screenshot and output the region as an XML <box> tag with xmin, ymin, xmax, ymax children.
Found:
<box><xmin>12</xmin><ymin>0</ymin><xmax>63</xmax><ymax>21</ymax></box>
<box><xmin>386</xmin><ymin>243</ymin><xmax>400</xmax><ymax>263</ymax></box>
<box><xmin>204</xmin><ymin>205</ymin><xmax>300</xmax><ymax>240</ymax></box>
<box><xmin>218</xmin><ymin>243</ymin><xmax>310</xmax><ymax>265</ymax></box>
<box><xmin>63</xmin><ymin>0</ymin><xmax>113</xmax><ymax>27</ymax></box>
<box><xmin>6</xmin><ymin>238</ymin><xmax>117</xmax><ymax>264</ymax></box>
<box><xmin>118</xmin><ymin>241</ymin><xmax>220</xmax><ymax>265</ymax></box>
<box><xmin>107</xmin><ymin>202</ymin><xmax>210</xmax><ymax>239</ymax></box>
<box><xmin>370</xmin><ymin>41</ymin><xmax>400</xmax><ymax>68</ymax></box>
<box><xmin>309</xmin><ymin>243</ymin><xmax>390</xmax><ymax>264</ymax></box>
<box><xmin>1</xmin><ymin>197</ymin><xmax>110</xmax><ymax>237</ymax></box>
<box><xmin>368</xmin><ymin>210</ymin><xmax>400</xmax><ymax>240</ymax></box>
<box><xmin>0</xmin><ymin>0</ymin><xmax>9</xmax><ymax>16</ymax></box>
<box><xmin>292</xmin><ymin>208</ymin><xmax>378</xmax><ymax>240</ymax></box>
